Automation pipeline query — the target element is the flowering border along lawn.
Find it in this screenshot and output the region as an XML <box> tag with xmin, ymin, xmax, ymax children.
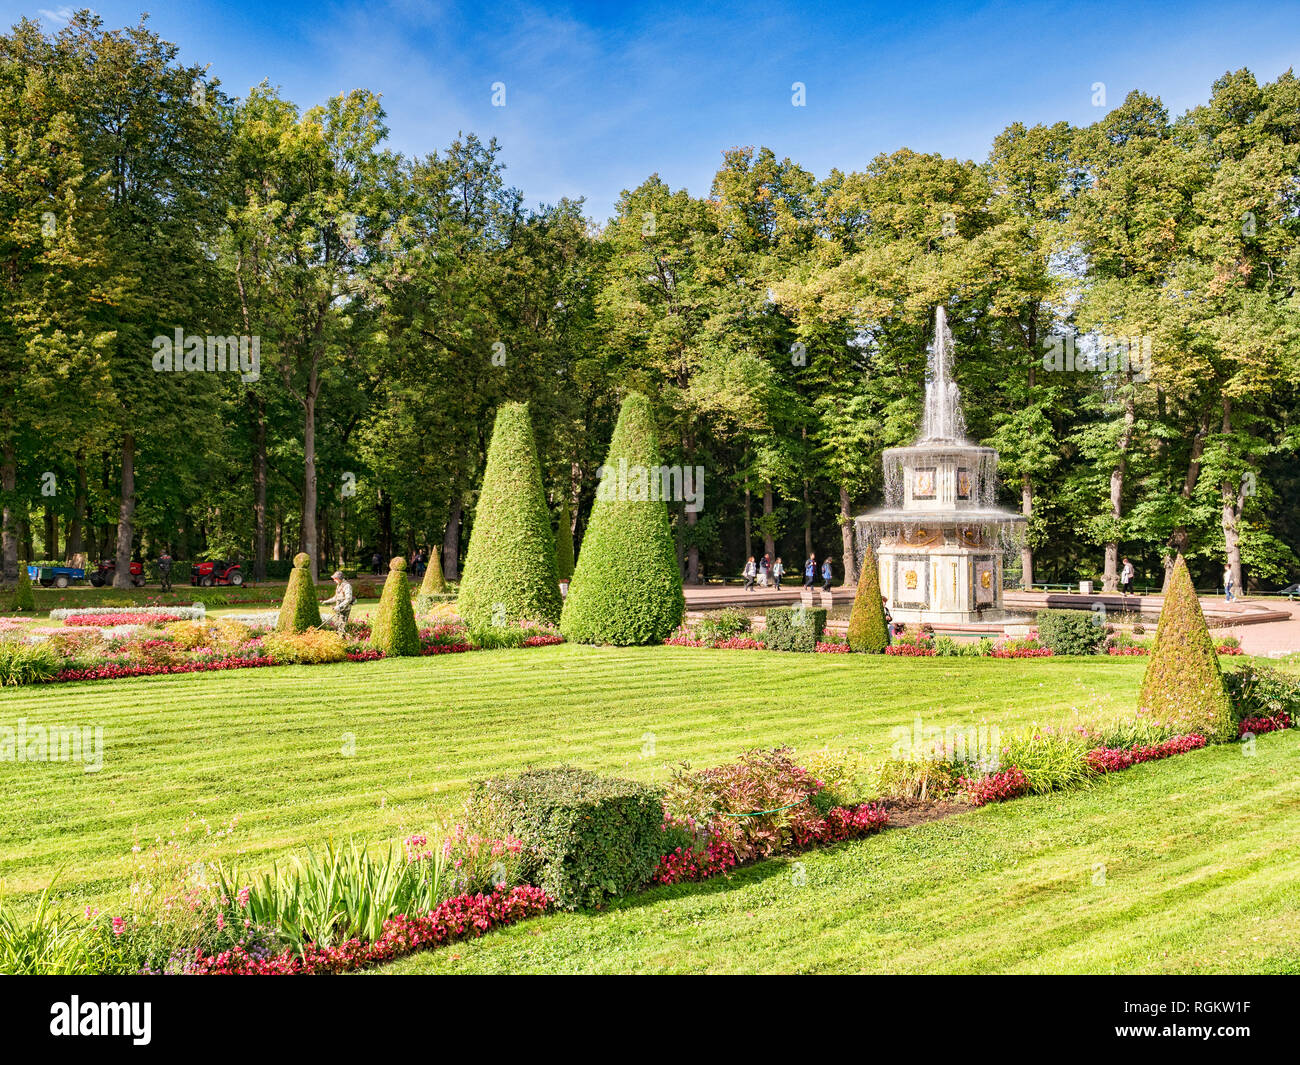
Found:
<box><xmin>185</xmin><ymin>712</ymin><xmax>1280</xmax><ymax>976</ymax></box>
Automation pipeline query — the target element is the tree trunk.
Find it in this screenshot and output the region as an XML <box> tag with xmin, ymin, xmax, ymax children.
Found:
<box><xmin>1162</xmin><ymin>411</ymin><xmax>1210</xmax><ymax>590</ymax></box>
<box><xmin>442</xmin><ymin>498</ymin><xmax>462</xmax><ymax>581</ymax></box>
<box><xmin>113</xmin><ymin>432</ymin><xmax>136</xmax><ymax>589</ymax></box>
<box><xmin>839</xmin><ymin>485</ymin><xmax>858</xmax><ymax>586</ymax></box>
<box><xmin>66</xmin><ymin>453</ymin><xmax>86</xmax><ymax>562</ymax></box>
<box><xmin>44</xmin><ymin>504</ymin><xmax>57</xmax><ymax>559</ymax></box>
<box><xmin>301</xmin><ymin>387</ymin><xmax>319</xmax><ymax>581</ymax></box>
<box><xmin>762</xmin><ymin>482</ymin><xmax>776</xmax><ymax>560</ymax></box>
<box><xmin>743</xmin><ymin>481</ymin><xmax>752</xmax><ymax>567</ymax></box>
<box><xmin>1218</xmin><ymin>398</ymin><xmax>1244</xmax><ymax>593</ymax></box>
<box><xmin>252</xmin><ymin>395</ymin><xmax>267</xmax><ymax>580</ymax></box>
<box><xmin>1020</xmin><ymin>473</ymin><xmax>1034</xmax><ymax>590</ymax></box>
<box><xmin>1</xmin><ymin>441</ymin><xmax>16</xmax><ymax>582</ymax></box>
<box><xmin>1102</xmin><ymin>388</ymin><xmax>1136</xmax><ymax>592</ymax></box>
<box><xmin>803</xmin><ymin>479</ymin><xmax>812</xmax><ymax>559</ymax></box>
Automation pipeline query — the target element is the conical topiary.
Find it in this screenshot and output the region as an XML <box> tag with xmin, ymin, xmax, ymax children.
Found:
<box><xmin>276</xmin><ymin>552</ymin><xmax>322</xmax><ymax>632</ymax></box>
<box><xmin>14</xmin><ymin>563</ymin><xmax>35</xmax><ymax>612</ymax></box>
<box><xmin>555</xmin><ymin>493</ymin><xmax>575</xmax><ymax>582</ymax></box>
<box><xmin>419</xmin><ymin>546</ymin><xmax>447</xmax><ymax>596</ymax></box>
<box><xmin>1138</xmin><ymin>555</ymin><xmax>1233</xmax><ymax>741</ymax></box>
<box><xmin>371</xmin><ymin>556</ymin><xmax>420</xmax><ymax>655</ymax></box>
<box><xmin>846</xmin><ymin>543</ymin><xmax>888</xmax><ymax>652</ymax></box>
<box><xmin>560</xmin><ymin>392</ymin><xmax>685</xmax><ymax>645</ymax></box>
<box><xmin>457</xmin><ymin>403</ymin><xmax>563</xmax><ymax>629</ymax></box>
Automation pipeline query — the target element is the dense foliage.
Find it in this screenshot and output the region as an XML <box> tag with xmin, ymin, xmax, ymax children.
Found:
<box><xmin>1035</xmin><ymin>609</ymin><xmax>1106</xmax><ymax>656</ymax></box>
<box><xmin>464</xmin><ymin>767</ymin><xmax>664</xmax><ymax>909</ymax></box>
<box><xmin>1137</xmin><ymin>557</ymin><xmax>1234</xmax><ymax>740</ymax></box>
<box><xmin>560</xmin><ymin>393</ymin><xmax>685</xmax><ymax>645</ymax></box>
<box><xmin>370</xmin><ymin>557</ymin><xmax>420</xmax><ymax>656</ymax></box>
<box><xmin>457</xmin><ymin>403</ymin><xmax>562</xmax><ymax>629</ymax></box>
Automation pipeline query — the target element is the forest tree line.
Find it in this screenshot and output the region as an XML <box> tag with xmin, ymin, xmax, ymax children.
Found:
<box><xmin>2</xmin><ymin>12</ymin><xmax>1299</xmax><ymax>591</ymax></box>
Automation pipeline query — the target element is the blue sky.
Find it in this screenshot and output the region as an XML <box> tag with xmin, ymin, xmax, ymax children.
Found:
<box><xmin>10</xmin><ymin>1</ymin><xmax>1299</xmax><ymax>220</ymax></box>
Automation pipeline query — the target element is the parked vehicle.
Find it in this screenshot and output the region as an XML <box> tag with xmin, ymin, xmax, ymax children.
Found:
<box><xmin>190</xmin><ymin>560</ymin><xmax>244</xmax><ymax>587</ymax></box>
<box><xmin>25</xmin><ymin>563</ymin><xmax>87</xmax><ymax>588</ymax></box>
<box><xmin>1279</xmin><ymin>582</ymin><xmax>1300</xmax><ymax>601</ymax></box>
<box><xmin>89</xmin><ymin>559</ymin><xmax>145</xmax><ymax>587</ymax></box>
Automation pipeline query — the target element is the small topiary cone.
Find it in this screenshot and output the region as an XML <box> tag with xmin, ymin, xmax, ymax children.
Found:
<box><xmin>846</xmin><ymin>543</ymin><xmax>888</xmax><ymax>653</ymax></box>
<box><xmin>419</xmin><ymin>547</ymin><xmax>447</xmax><ymax>596</ymax></box>
<box><xmin>371</xmin><ymin>556</ymin><xmax>420</xmax><ymax>656</ymax></box>
<box><xmin>14</xmin><ymin>563</ymin><xmax>35</xmax><ymax>612</ymax></box>
<box><xmin>277</xmin><ymin>552</ymin><xmax>322</xmax><ymax>632</ymax></box>
<box><xmin>1138</xmin><ymin>555</ymin><xmax>1233</xmax><ymax>741</ymax></box>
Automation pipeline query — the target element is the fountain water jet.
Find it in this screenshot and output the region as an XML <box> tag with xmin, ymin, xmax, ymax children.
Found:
<box><xmin>855</xmin><ymin>307</ymin><xmax>1026</xmax><ymax>625</ymax></box>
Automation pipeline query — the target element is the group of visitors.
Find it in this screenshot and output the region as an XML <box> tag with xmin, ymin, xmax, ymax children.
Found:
<box><xmin>742</xmin><ymin>553</ymin><xmax>834</xmax><ymax>592</ymax></box>
<box><xmin>369</xmin><ymin>549</ymin><xmax>431</xmax><ymax>576</ymax></box>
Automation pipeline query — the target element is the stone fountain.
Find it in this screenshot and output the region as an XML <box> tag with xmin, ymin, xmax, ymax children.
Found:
<box><xmin>855</xmin><ymin>307</ymin><xmax>1025</xmax><ymax>625</ymax></box>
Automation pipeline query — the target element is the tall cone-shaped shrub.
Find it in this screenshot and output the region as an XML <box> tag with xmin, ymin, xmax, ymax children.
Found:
<box><xmin>1138</xmin><ymin>555</ymin><xmax>1233</xmax><ymax>740</ymax></box>
<box><xmin>277</xmin><ymin>553</ymin><xmax>321</xmax><ymax>632</ymax></box>
<box><xmin>14</xmin><ymin>564</ymin><xmax>35</xmax><ymax>612</ymax></box>
<box><xmin>457</xmin><ymin>403</ymin><xmax>562</xmax><ymax>629</ymax></box>
<box><xmin>846</xmin><ymin>543</ymin><xmax>888</xmax><ymax>652</ymax></box>
<box><xmin>555</xmin><ymin>494</ymin><xmax>575</xmax><ymax>581</ymax></box>
<box><xmin>419</xmin><ymin>546</ymin><xmax>447</xmax><ymax>596</ymax></box>
<box><xmin>371</xmin><ymin>557</ymin><xmax>420</xmax><ymax>655</ymax></box>
<box><xmin>561</xmin><ymin>392</ymin><xmax>685</xmax><ymax>645</ymax></box>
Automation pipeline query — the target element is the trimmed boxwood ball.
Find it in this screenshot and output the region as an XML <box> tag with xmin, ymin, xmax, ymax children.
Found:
<box><xmin>846</xmin><ymin>544</ymin><xmax>888</xmax><ymax>652</ymax></box>
<box><xmin>555</xmin><ymin>494</ymin><xmax>575</xmax><ymax>582</ymax></box>
<box><xmin>371</xmin><ymin>557</ymin><xmax>420</xmax><ymax>656</ymax></box>
<box><xmin>1138</xmin><ymin>555</ymin><xmax>1233</xmax><ymax>741</ymax></box>
<box><xmin>457</xmin><ymin>403</ymin><xmax>563</xmax><ymax>629</ymax></box>
<box><xmin>276</xmin><ymin>552</ymin><xmax>321</xmax><ymax>632</ymax></box>
<box><xmin>560</xmin><ymin>392</ymin><xmax>685</xmax><ymax>645</ymax></box>
<box><xmin>465</xmin><ymin>767</ymin><xmax>664</xmax><ymax>909</ymax></box>
<box><xmin>13</xmin><ymin>564</ymin><xmax>35</xmax><ymax>612</ymax></box>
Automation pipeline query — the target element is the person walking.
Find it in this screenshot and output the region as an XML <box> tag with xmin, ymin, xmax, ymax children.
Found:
<box><xmin>760</xmin><ymin>553</ymin><xmax>772</xmax><ymax>588</ymax></box>
<box><xmin>321</xmin><ymin>570</ymin><xmax>356</xmax><ymax>631</ymax></box>
<box><xmin>1120</xmin><ymin>557</ymin><xmax>1134</xmax><ymax>596</ymax></box>
<box><xmin>370</xmin><ymin>552</ymin><xmax>381</xmax><ymax>575</ymax></box>
<box><xmin>743</xmin><ymin>556</ymin><xmax>757</xmax><ymax>591</ymax></box>
<box><xmin>821</xmin><ymin>556</ymin><xmax>833</xmax><ymax>592</ymax></box>
<box><xmin>1224</xmin><ymin>564</ymin><xmax>1235</xmax><ymax>603</ymax></box>
<box><xmin>772</xmin><ymin>557</ymin><xmax>785</xmax><ymax>590</ymax></box>
<box><xmin>157</xmin><ymin>548</ymin><xmax>173</xmax><ymax>592</ymax></box>
<box><xmin>882</xmin><ymin>596</ymin><xmax>893</xmax><ymax>646</ymax></box>
<box><xmin>803</xmin><ymin>554</ymin><xmax>817</xmax><ymax>589</ymax></box>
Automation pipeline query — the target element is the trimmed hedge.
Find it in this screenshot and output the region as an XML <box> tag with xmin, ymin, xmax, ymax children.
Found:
<box><xmin>276</xmin><ymin>553</ymin><xmax>321</xmax><ymax>632</ymax></box>
<box><xmin>765</xmin><ymin>606</ymin><xmax>828</xmax><ymax>652</ymax></box>
<box><xmin>465</xmin><ymin>767</ymin><xmax>664</xmax><ymax>909</ymax></box>
<box><xmin>1138</xmin><ymin>555</ymin><xmax>1233</xmax><ymax>741</ymax></box>
<box><xmin>370</xmin><ymin>557</ymin><xmax>420</xmax><ymax>656</ymax></box>
<box><xmin>555</xmin><ymin>494</ymin><xmax>575</xmax><ymax>582</ymax></box>
<box><xmin>560</xmin><ymin>392</ymin><xmax>685</xmax><ymax>645</ymax></box>
<box><xmin>13</xmin><ymin>565</ymin><xmax>35</xmax><ymax>612</ymax></box>
<box><xmin>1036</xmin><ymin>609</ymin><xmax>1105</xmax><ymax>656</ymax></box>
<box><xmin>457</xmin><ymin>403</ymin><xmax>563</xmax><ymax>629</ymax></box>
<box><xmin>846</xmin><ymin>544</ymin><xmax>888</xmax><ymax>652</ymax></box>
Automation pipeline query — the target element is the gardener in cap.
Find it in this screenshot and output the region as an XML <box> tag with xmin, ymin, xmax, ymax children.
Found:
<box><xmin>157</xmin><ymin>548</ymin><xmax>173</xmax><ymax>592</ymax></box>
<box><xmin>321</xmin><ymin>570</ymin><xmax>355</xmax><ymax>632</ymax></box>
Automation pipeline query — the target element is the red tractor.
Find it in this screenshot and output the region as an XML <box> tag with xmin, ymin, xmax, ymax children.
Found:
<box><xmin>190</xmin><ymin>560</ymin><xmax>244</xmax><ymax>587</ymax></box>
<box><xmin>89</xmin><ymin>559</ymin><xmax>145</xmax><ymax>587</ymax></box>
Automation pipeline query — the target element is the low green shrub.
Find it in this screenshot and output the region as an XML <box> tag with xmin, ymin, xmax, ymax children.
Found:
<box><xmin>1223</xmin><ymin>663</ymin><xmax>1300</xmax><ymax>724</ymax></box>
<box><xmin>874</xmin><ymin>755</ymin><xmax>971</xmax><ymax>801</ymax></box>
<box><xmin>0</xmin><ymin>877</ymin><xmax>98</xmax><ymax>975</ymax></box>
<box><xmin>469</xmin><ymin>624</ymin><xmax>533</xmax><ymax>650</ymax></box>
<box><xmin>1035</xmin><ymin>609</ymin><xmax>1104</xmax><ymax>656</ymax></box>
<box><xmin>997</xmin><ymin>729</ymin><xmax>1094</xmax><ymax>793</ymax></box>
<box><xmin>693</xmin><ymin>607</ymin><xmax>751</xmax><ymax>644</ymax></box>
<box><xmin>763</xmin><ymin>606</ymin><xmax>827</xmax><ymax>652</ymax></box>
<box><xmin>464</xmin><ymin>767</ymin><xmax>663</xmax><ymax>909</ymax></box>
<box><xmin>261</xmin><ymin>628</ymin><xmax>347</xmax><ymax>664</ymax></box>
<box><xmin>0</xmin><ymin>640</ymin><xmax>61</xmax><ymax>685</ymax></box>
<box><xmin>801</xmin><ymin>748</ymin><xmax>866</xmax><ymax>815</ymax></box>
<box><xmin>13</xmin><ymin>566</ymin><xmax>35</xmax><ymax>612</ymax></box>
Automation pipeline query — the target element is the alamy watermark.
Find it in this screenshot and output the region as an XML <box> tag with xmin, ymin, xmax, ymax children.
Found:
<box><xmin>889</xmin><ymin>715</ymin><xmax>1002</xmax><ymax>768</ymax></box>
<box><xmin>1042</xmin><ymin>333</ymin><xmax>1151</xmax><ymax>383</ymax></box>
<box><xmin>596</xmin><ymin>459</ymin><xmax>705</xmax><ymax>514</ymax></box>
<box><xmin>1</xmin><ymin>719</ymin><xmax>103</xmax><ymax>773</ymax></box>
<box><xmin>152</xmin><ymin>328</ymin><xmax>260</xmax><ymax>382</ymax></box>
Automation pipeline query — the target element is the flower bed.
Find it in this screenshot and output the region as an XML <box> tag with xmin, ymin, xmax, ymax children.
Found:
<box><xmin>815</xmin><ymin>641</ymin><xmax>850</xmax><ymax>653</ymax></box>
<box><xmin>990</xmin><ymin>646</ymin><xmax>1053</xmax><ymax>658</ymax></box>
<box><xmin>1084</xmin><ymin>733</ymin><xmax>1207</xmax><ymax>774</ymax></box>
<box><xmin>50</xmin><ymin>605</ymin><xmax>206</xmax><ymax>621</ymax></box>
<box><xmin>189</xmin><ymin>885</ymin><xmax>551</xmax><ymax>975</ymax></box>
<box><xmin>885</xmin><ymin>643</ymin><xmax>935</xmax><ymax>656</ymax></box>
<box><xmin>61</xmin><ymin>611</ymin><xmax>177</xmax><ymax>627</ymax></box>
<box><xmin>1238</xmin><ymin>711</ymin><xmax>1292</xmax><ymax>737</ymax></box>
<box><xmin>958</xmin><ymin>767</ymin><xmax>1030</xmax><ymax>806</ymax></box>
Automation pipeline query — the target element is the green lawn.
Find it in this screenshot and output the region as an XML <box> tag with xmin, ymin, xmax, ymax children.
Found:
<box><xmin>373</xmin><ymin>733</ymin><xmax>1300</xmax><ymax>974</ymax></box>
<box><xmin>0</xmin><ymin>646</ymin><xmax>1144</xmax><ymax>913</ymax></box>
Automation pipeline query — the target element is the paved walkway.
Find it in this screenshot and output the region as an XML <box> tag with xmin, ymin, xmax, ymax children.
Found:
<box><xmin>682</xmin><ymin>584</ymin><xmax>1300</xmax><ymax>655</ymax></box>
